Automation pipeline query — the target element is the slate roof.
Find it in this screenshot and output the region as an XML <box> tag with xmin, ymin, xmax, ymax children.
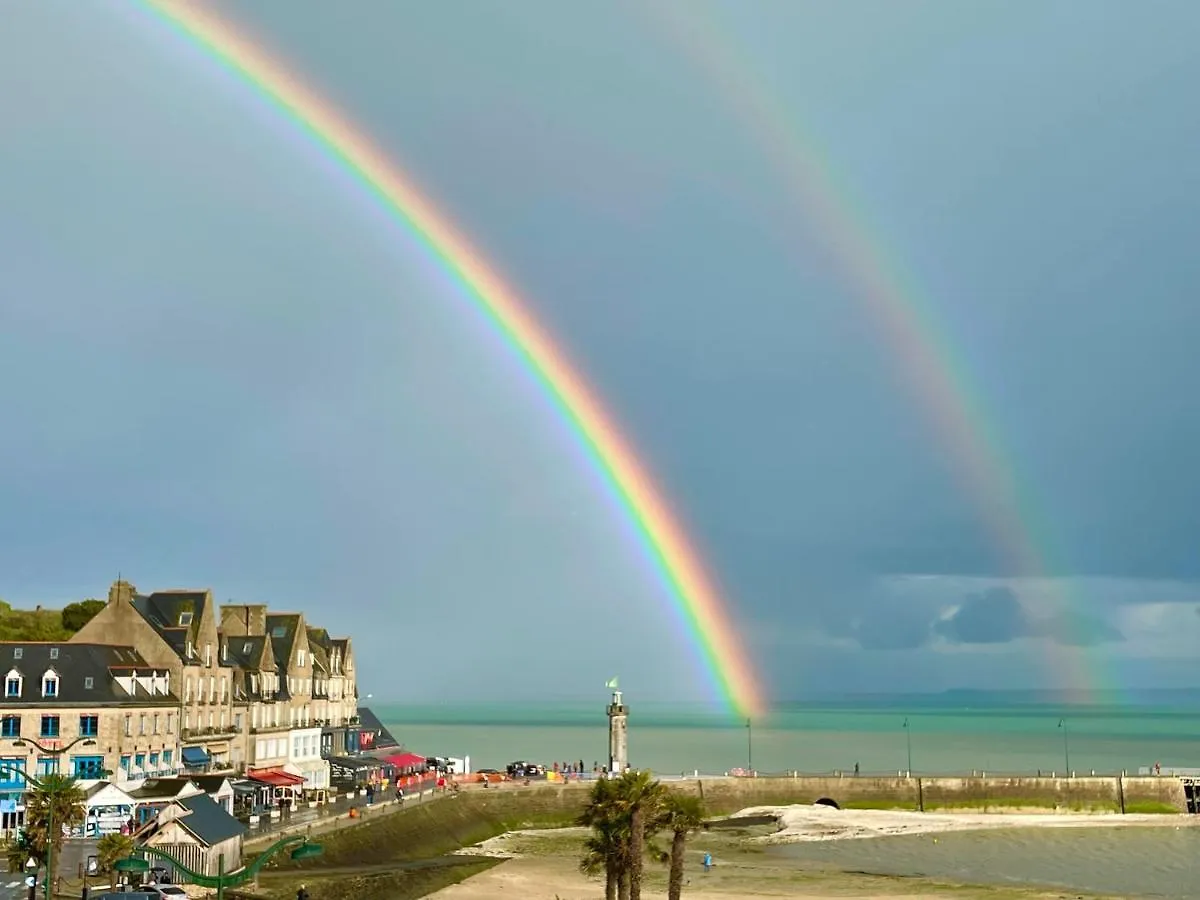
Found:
<box><xmin>223</xmin><ymin>635</ymin><xmax>272</xmax><ymax>671</ymax></box>
<box><xmin>0</xmin><ymin>643</ymin><xmax>179</xmax><ymax>707</ymax></box>
<box><xmin>357</xmin><ymin>706</ymin><xmax>398</xmax><ymax>749</ymax></box>
<box><xmin>264</xmin><ymin>615</ymin><xmax>301</xmax><ymax>670</ymax></box>
<box><xmin>132</xmin><ymin>591</ymin><xmax>209</xmax><ymax>640</ymax></box>
<box><xmin>174</xmin><ymin>793</ymin><xmax>246</xmax><ymax>846</ymax></box>
<box><xmin>186</xmin><ymin>774</ymin><xmax>233</xmax><ymax>795</ymax></box>
<box><xmin>126</xmin><ymin>778</ymin><xmax>200</xmax><ymax>801</ymax></box>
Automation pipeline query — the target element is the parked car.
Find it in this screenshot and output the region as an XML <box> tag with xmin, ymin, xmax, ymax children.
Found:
<box><xmin>147</xmin><ymin>887</ymin><xmax>188</xmax><ymax>899</ymax></box>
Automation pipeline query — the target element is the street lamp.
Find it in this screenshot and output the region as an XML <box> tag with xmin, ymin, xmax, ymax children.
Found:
<box><xmin>902</xmin><ymin>718</ymin><xmax>913</xmax><ymax>775</ymax></box>
<box><xmin>746</xmin><ymin>719</ymin><xmax>752</xmax><ymax>774</ymax></box>
<box><xmin>121</xmin><ymin>835</ymin><xmax>323</xmax><ymax>900</ymax></box>
<box><xmin>1</xmin><ymin>736</ymin><xmax>96</xmax><ymax>900</ymax></box>
<box><xmin>1058</xmin><ymin>719</ymin><xmax>1070</xmax><ymax>776</ymax></box>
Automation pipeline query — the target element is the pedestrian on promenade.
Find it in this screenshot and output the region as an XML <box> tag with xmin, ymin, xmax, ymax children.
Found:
<box><xmin>703</xmin><ymin>852</ymin><xmax>712</xmax><ymax>873</ymax></box>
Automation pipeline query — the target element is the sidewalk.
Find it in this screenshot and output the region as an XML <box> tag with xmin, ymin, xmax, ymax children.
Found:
<box><xmin>244</xmin><ymin>781</ymin><xmax>441</xmax><ymax>848</ymax></box>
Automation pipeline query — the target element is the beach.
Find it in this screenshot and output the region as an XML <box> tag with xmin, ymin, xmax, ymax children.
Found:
<box><xmin>430</xmin><ymin>803</ymin><xmax>1200</xmax><ymax>900</ymax></box>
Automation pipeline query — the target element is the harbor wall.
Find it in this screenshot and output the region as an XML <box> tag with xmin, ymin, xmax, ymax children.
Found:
<box><xmin>682</xmin><ymin>774</ymin><xmax>1187</xmax><ymax>814</ymax></box>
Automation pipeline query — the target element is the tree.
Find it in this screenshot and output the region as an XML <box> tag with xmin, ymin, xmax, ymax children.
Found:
<box><xmin>658</xmin><ymin>793</ymin><xmax>707</xmax><ymax>900</ymax></box>
<box><xmin>61</xmin><ymin>599</ymin><xmax>105</xmax><ymax>633</ymax></box>
<box><xmin>22</xmin><ymin>774</ymin><xmax>86</xmax><ymax>866</ymax></box>
<box><xmin>4</xmin><ymin>830</ymin><xmax>36</xmax><ymax>874</ymax></box>
<box><xmin>579</xmin><ymin>771</ymin><xmax>669</xmax><ymax>900</ymax></box>
<box><xmin>96</xmin><ymin>833</ymin><xmax>136</xmax><ymax>889</ymax></box>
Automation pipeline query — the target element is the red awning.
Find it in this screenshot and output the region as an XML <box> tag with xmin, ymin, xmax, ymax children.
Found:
<box><xmin>383</xmin><ymin>752</ymin><xmax>426</xmax><ymax>769</ymax></box>
<box><xmin>247</xmin><ymin>767</ymin><xmax>306</xmax><ymax>787</ymax></box>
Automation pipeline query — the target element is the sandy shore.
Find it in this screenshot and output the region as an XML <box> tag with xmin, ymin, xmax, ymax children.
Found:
<box><xmin>429</xmin><ymin>804</ymin><xmax>1194</xmax><ymax>900</ymax></box>
<box><xmin>739</xmin><ymin>802</ymin><xmax>1196</xmax><ymax>843</ymax></box>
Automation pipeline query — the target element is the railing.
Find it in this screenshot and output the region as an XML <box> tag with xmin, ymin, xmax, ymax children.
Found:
<box><xmin>181</xmin><ymin>726</ymin><xmax>239</xmax><ymax>741</ymax></box>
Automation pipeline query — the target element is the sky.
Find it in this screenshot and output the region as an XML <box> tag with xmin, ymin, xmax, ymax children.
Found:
<box><xmin>2</xmin><ymin>0</ymin><xmax>1199</xmax><ymax>708</ymax></box>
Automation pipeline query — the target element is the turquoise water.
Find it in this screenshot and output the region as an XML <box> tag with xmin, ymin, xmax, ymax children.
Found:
<box><xmin>376</xmin><ymin>700</ymin><xmax>1200</xmax><ymax>775</ymax></box>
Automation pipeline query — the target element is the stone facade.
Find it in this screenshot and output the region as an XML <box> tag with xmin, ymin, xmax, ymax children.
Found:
<box><xmin>0</xmin><ymin>641</ymin><xmax>182</xmax><ymax>830</ymax></box>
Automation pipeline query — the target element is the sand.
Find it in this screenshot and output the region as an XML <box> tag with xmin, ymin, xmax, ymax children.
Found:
<box><xmin>428</xmin><ymin>803</ymin><xmax>1196</xmax><ymax>900</ymax></box>
<box><xmin>739</xmin><ymin>802</ymin><xmax>1197</xmax><ymax>843</ymax></box>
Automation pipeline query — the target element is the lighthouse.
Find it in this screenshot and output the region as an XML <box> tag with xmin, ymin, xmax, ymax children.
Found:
<box><xmin>606</xmin><ymin>678</ymin><xmax>628</xmax><ymax>773</ymax></box>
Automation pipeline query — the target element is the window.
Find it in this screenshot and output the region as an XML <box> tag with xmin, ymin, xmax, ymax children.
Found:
<box><xmin>153</xmin><ymin>713</ymin><xmax>160</xmax><ymax>735</ymax></box>
<box><xmin>5</xmin><ymin>673</ymin><xmax>20</xmax><ymax>698</ymax></box>
<box><xmin>40</xmin><ymin>715</ymin><xmax>60</xmax><ymax>738</ymax></box>
<box><xmin>48</xmin><ymin>648</ymin><xmax>59</xmax><ymax>660</ymax></box>
<box><xmin>162</xmin><ymin>750</ymin><xmax>173</xmax><ymax>766</ymax></box>
<box><xmin>37</xmin><ymin>757</ymin><xmax>58</xmax><ymax>777</ymax></box>
<box><xmin>84</xmin><ymin>676</ymin><xmax>94</xmax><ymax>690</ymax></box>
<box><xmin>12</xmin><ymin>649</ymin><xmax>21</xmax><ymax>660</ymax></box>
<box><xmin>0</xmin><ymin>716</ymin><xmax>18</xmax><ymax>738</ymax></box>
<box><xmin>42</xmin><ymin>673</ymin><xmax>58</xmax><ymax>698</ymax></box>
<box><xmin>221</xmin><ymin>643</ymin><xmax>227</xmax><ymax>662</ymax></box>
<box><xmin>186</xmin><ymin>641</ymin><xmax>194</xmax><ymax>659</ymax></box>
<box><xmin>139</xmin><ymin>714</ymin><xmax>147</xmax><ymax>735</ymax></box>
<box><xmin>78</xmin><ymin>715</ymin><xmax>98</xmax><ymax>737</ymax></box>
<box><xmin>205</xmin><ymin>644</ymin><xmax>212</xmax><ymax>667</ymax></box>
<box><xmin>271</xmin><ymin>625</ymin><xmax>286</xmax><ymax>638</ymax></box>
<box><xmin>72</xmin><ymin>756</ymin><xmax>103</xmax><ymax>779</ymax></box>
<box><xmin>120</xmin><ymin>756</ymin><xmax>130</xmax><ymax>772</ymax></box>
<box><xmin>167</xmin><ymin>712</ymin><xmax>175</xmax><ymax>734</ymax></box>
<box><xmin>184</xmin><ymin>678</ymin><xmax>192</xmax><ymax>702</ymax></box>
<box><xmin>242</xmin><ymin>642</ymin><xmax>251</xmax><ymax>655</ymax></box>
<box><xmin>124</xmin><ymin>714</ymin><xmax>131</xmax><ymax>737</ymax></box>
<box><xmin>149</xmin><ymin>752</ymin><xmax>159</xmax><ymax>769</ymax></box>
<box><xmin>135</xmin><ymin>753</ymin><xmax>145</xmax><ymax>770</ymax></box>
<box><xmin>298</xmin><ymin>650</ymin><xmax>306</xmax><ymax>667</ymax></box>
<box><xmin>179</xmin><ymin>611</ymin><xmax>193</xmax><ymax>626</ymax></box>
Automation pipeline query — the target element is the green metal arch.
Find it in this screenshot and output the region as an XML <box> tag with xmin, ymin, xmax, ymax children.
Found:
<box><xmin>135</xmin><ymin>834</ymin><xmax>308</xmax><ymax>888</ymax></box>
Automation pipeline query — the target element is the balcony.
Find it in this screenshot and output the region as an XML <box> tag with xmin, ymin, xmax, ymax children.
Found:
<box><xmin>249</xmin><ymin>723</ymin><xmax>289</xmax><ymax>735</ymax></box>
<box><xmin>181</xmin><ymin>726</ymin><xmax>239</xmax><ymax>742</ymax></box>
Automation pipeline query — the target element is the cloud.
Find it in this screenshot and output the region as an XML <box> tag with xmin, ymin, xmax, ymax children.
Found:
<box><xmin>935</xmin><ymin>587</ymin><xmax>1027</xmax><ymax>644</ymax></box>
<box><xmin>934</xmin><ymin>586</ymin><xmax>1122</xmax><ymax>647</ymax></box>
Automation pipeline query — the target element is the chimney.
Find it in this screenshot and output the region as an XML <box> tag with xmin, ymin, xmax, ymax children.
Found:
<box><xmin>108</xmin><ymin>580</ymin><xmax>136</xmax><ymax>607</ymax></box>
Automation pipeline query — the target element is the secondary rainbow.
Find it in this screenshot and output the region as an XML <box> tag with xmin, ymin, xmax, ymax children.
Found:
<box><xmin>131</xmin><ymin>0</ymin><xmax>765</xmax><ymax>718</ymax></box>
<box><xmin>642</xmin><ymin>6</ymin><xmax>1093</xmax><ymax>691</ymax></box>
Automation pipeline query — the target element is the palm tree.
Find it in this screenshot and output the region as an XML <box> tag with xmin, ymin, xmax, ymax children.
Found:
<box><xmin>579</xmin><ymin>777</ymin><xmax>628</xmax><ymax>900</ymax></box>
<box><xmin>659</xmin><ymin>793</ymin><xmax>707</xmax><ymax>900</ymax></box>
<box><xmin>96</xmin><ymin>833</ymin><xmax>136</xmax><ymax>889</ymax></box>
<box><xmin>22</xmin><ymin>773</ymin><xmax>86</xmax><ymax>867</ymax></box>
<box><xmin>579</xmin><ymin>770</ymin><xmax>670</xmax><ymax>900</ymax></box>
<box><xmin>615</xmin><ymin>770</ymin><xmax>667</xmax><ymax>900</ymax></box>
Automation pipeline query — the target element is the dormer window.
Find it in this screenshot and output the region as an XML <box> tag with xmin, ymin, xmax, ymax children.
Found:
<box><xmin>42</xmin><ymin>671</ymin><xmax>59</xmax><ymax>698</ymax></box>
<box><xmin>179</xmin><ymin>612</ymin><xmax>193</xmax><ymax>626</ymax></box>
<box><xmin>84</xmin><ymin>676</ymin><xmax>94</xmax><ymax>690</ymax></box>
<box><xmin>48</xmin><ymin>648</ymin><xmax>59</xmax><ymax>660</ymax></box>
<box><xmin>12</xmin><ymin>649</ymin><xmax>22</xmax><ymax>660</ymax></box>
<box><xmin>5</xmin><ymin>670</ymin><xmax>22</xmax><ymax>698</ymax></box>
<box><xmin>243</xmin><ymin>642</ymin><xmax>251</xmax><ymax>655</ymax></box>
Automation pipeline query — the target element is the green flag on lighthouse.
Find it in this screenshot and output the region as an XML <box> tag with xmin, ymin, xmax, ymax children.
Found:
<box><xmin>605</xmin><ymin>677</ymin><xmax>619</xmax><ymax>689</ymax></box>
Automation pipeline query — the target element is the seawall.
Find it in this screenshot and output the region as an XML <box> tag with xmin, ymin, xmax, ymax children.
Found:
<box><xmin>669</xmin><ymin>774</ymin><xmax>1186</xmax><ymax>814</ymax></box>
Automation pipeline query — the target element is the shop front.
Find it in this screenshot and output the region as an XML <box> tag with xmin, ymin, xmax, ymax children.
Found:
<box><xmin>79</xmin><ymin>781</ymin><xmax>136</xmax><ymax>837</ymax></box>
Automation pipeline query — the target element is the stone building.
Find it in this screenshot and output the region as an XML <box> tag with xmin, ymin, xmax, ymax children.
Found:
<box><xmin>71</xmin><ymin>582</ymin><xmax>242</xmax><ymax>772</ymax></box>
<box><xmin>0</xmin><ymin>641</ymin><xmax>181</xmax><ymax>829</ymax></box>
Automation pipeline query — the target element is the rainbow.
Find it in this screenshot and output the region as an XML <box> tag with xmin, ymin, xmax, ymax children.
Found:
<box><xmin>640</xmin><ymin>6</ymin><xmax>1088</xmax><ymax>688</ymax></box>
<box><xmin>130</xmin><ymin>1</ymin><xmax>765</xmax><ymax>718</ymax></box>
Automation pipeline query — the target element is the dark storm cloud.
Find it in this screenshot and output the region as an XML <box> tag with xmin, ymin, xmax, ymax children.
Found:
<box><xmin>935</xmin><ymin>587</ymin><xmax>1123</xmax><ymax>647</ymax></box>
<box><xmin>935</xmin><ymin>587</ymin><xmax>1028</xmax><ymax>644</ymax></box>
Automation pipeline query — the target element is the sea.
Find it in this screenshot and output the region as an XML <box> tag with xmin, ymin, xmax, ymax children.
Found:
<box><xmin>379</xmin><ymin>694</ymin><xmax>1200</xmax><ymax>898</ymax></box>
<box><xmin>378</xmin><ymin>694</ymin><xmax>1200</xmax><ymax>777</ymax></box>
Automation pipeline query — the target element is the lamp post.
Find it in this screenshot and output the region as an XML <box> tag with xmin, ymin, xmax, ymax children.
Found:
<box><xmin>16</xmin><ymin>736</ymin><xmax>97</xmax><ymax>900</ymax></box>
<box><xmin>2</xmin><ymin>735</ymin><xmax>96</xmax><ymax>900</ymax></box>
<box><xmin>746</xmin><ymin>718</ymin><xmax>752</xmax><ymax>774</ymax></box>
<box><xmin>1058</xmin><ymin>719</ymin><xmax>1070</xmax><ymax>776</ymax></box>
<box><xmin>903</xmin><ymin>718</ymin><xmax>912</xmax><ymax>775</ymax></box>
<box><xmin>120</xmin><ymin>835</ymin><xmax>323</xmax><ymax>900</ymax></box>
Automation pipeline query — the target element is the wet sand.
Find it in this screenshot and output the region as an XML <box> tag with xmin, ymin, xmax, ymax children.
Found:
<box><xmin>428</xmin><ymin>805</ymin><xmax>1190</xmax><ymax>900</ymax></box>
